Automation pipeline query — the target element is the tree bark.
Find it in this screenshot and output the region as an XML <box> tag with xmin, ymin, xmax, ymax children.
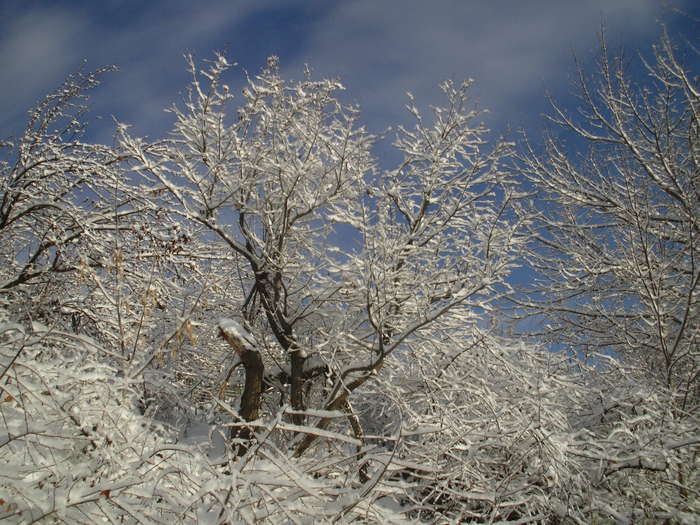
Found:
<box><xmin>220</xmin><ymin>327</ymin><xmax>264</xmax><ymax>456</ymax></box>
<box><xmin>289</xmin><ymin>352</ymin><xmax>306</xmax><ymax>425</ymax></box>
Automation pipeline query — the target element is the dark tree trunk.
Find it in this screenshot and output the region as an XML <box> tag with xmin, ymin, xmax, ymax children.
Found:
<box><xmin>252</xmin><ymin>270</ymin><xmax>308</xmax><ymax>426</ymax></box>
<box><xmin>238</xmin><ymin>348</ymin><xmax>264</xmax><ymax>421</ymax></box>
<box><xmin>220</xmin><ymin>327</ymin><xmax>265</xmax><ymax>456</ymax></box>
<box><xmin>231</xmin><ymin>347</ymin><xmax>264</xmax><ymax>455</ymax></box>
<box><xmin>289</xmin><ymin>352</ymin><xmax>306</xmax><ymax>425</ymax></box>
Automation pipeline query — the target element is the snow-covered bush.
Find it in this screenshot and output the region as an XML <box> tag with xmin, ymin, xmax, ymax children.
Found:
<box><xmin>365</xmin><ymin>329</ymin><xmax>585</xmax><ymax>522</ymax></box>
<box><xmin>569</xmin><ymin>357</ymin><xmax>700</xmax><ymax>523</ymax></box>
<box><xmin>0</xmin><ymin>308</ymin><xmax>412</xmax><ymax>524</ymax></box>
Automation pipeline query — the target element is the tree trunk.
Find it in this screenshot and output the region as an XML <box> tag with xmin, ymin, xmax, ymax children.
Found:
<box><xmin>289</xmin><ymin>352</ymin><xmax>306</xmax><ymax>425</ymax></box>
<box><xmin>231</xmin><ymin>348</ymin><xmax>264</xmax><ymax>455</ymax></box>
<box><xmin>220</xmin><ymin>325</ymin><xmax>264</xmax><ymax>456</ymax></box>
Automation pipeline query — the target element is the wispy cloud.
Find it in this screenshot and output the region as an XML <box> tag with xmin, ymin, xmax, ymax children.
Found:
<box><xmin>283</xmin><ymin>0</ymin><xmax>669</xmax><ymax>132</ymax></box>
<box><xmin>0</xmin><ymin>0</ymin><xmax>693</xmax><ymax>145</ymax></box>
<box><xmin>0</xmin><ymin>6</ymin><xmax>91</xmax><ymax>127</ymax></box>
<box><xmin>0</xmin><ymin>1</ymin><xmax>278</xmax><ymax>138</ymax></box>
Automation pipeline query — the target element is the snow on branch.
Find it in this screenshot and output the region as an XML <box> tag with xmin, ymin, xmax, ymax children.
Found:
<box><xmin>218</xmin><ymin>317</ymin><xmax>256</xmax><ymax>353</ymax></box>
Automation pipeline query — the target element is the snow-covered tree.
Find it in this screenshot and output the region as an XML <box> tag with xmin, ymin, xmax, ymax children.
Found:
<box><xmin>0</xmin><ymin>67</ymin><xmax>122</xmax><ymax>301</ymax></box>
<box><xmin>516</xmin><ymin>29</ymin><xmax>700</xmax><ymax>522</ymax></box>
<box><xmin>5</xmin><ymin>31</ymin><xmax>697</xmax><ymax>522</ymax></box>
<box><xmin>2</xmin><ymin>55</ymin><xmax>527</xmax><ymax>524</ymax></box>
<box><xmin>519</xmin><ymin>30</ymin><xmax>699</xmax><ymax>404</ymax></box>
<box><xmin>118</xmin><ymin>54</ymin><xmax>524</xmax><ymax>460</ymax></box>
<box><xmin>0</xmin><ymin>65</ymin><xmax>226</xmax><ymax>429</ymax></box>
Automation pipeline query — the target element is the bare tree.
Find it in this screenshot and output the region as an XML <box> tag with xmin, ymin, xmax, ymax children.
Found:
<box><xmin>0</xmin><ymin>67</ymin><xmax>122</xmax><ymax>296</ymax></box>
<box><xmin>518</xmin><ymin>30</ymin><xmax>699</xmax><ymax>405</ymax></box>
<box><xmin>516</xmin><ymin>29</ymin><xmax>700</xmax><ymax>521</ymax></box>
<box><xmin>118</xmin><ymin>55</ymin><xmax>522</xmax><ymax>457</ymax></box>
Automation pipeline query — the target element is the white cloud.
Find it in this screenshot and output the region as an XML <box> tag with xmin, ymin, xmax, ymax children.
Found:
<box><xmin>281</xmin><ymin>0</ymin><xmax>671</xmax><ymax>132</ymax></box>
<box><xmin>0</xmin><ymin>7</ymin><xmax>91</xmax><ymax>130</ymax></box>
<box><xmin>0</xmin><ymin>0</ymin><xmax>692</xmax><ymax>145</ymax></box>
<box><xmin>0</xmin><ymin>1</ymin><xmax>276</xmax><ymax>139</ymax></box>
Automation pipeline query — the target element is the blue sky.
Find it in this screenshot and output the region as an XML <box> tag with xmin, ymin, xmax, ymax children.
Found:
<box><xmin>1</xmin><ymin>1</ymin><xmax>698</xmax><ymax>149</ymax></box>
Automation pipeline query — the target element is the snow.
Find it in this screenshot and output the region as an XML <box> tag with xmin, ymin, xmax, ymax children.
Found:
<box><xmin>218</xmin><ymin>318</ymin><xmax>256</xmax><ymax>351</ymax></box>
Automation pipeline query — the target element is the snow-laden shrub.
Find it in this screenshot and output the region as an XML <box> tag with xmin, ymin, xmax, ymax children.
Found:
<box><xmin>0</xmin><ymin>309</ymin><xmax>409</xmax><ymax>524</ymax></box>
<box><xmin>569</xmin><ymin>357</ymin><xmax>700</xmax><ymax>524</ymax></box>
<box><xmin>367</xmin><ymin>332</ymin><xmax>586</xmax><ymax>523</ymax></box>
<box><xmin>367</xmin><ymin>329</ymin><xmax>699</xmax><ymax>524</ymax></box>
